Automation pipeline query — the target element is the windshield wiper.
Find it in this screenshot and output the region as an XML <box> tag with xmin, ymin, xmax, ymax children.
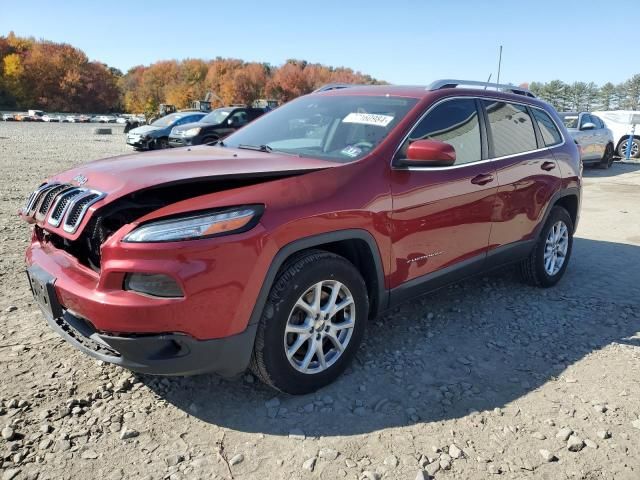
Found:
<box><xmin>237</xmin><ymin>144</ymin><xmax>272</xmax><ymax>153</ymax></box>
<box><xmin>206</xmin><ymin>139</ymin><xmax>225</xmax><ymax>147</ymax></box>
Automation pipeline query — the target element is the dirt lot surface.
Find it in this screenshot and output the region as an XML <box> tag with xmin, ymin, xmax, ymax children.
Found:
<box><xmin>0</xmin><ymin>123</ymin><xmax>639</xmax><ymax>480</ymax></box>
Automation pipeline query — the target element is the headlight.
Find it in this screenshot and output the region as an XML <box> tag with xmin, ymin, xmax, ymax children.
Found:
<box><xmin>182</xmin><ymin>127</ymin><xmax>201</xmax><ymax>137</ymax></box>
<box><xmin>123</xmin><ymin>206</ymin><xmax>263</xmax><ymax>243</ymax></box>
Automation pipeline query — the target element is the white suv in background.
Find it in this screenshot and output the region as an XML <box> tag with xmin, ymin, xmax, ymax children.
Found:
<box><xmin>592</xmin><ymin>110</ymin><xmax>640</xmax><ymax>159</ymax></box>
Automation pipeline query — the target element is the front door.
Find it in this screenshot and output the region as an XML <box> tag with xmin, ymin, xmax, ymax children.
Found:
<box><xmin>389</xmin><ymin>98</ymin><xmax>497</xmax><ymax>297</ymax></box>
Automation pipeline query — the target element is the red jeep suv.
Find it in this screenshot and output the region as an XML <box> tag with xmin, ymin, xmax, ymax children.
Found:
<box><xmin>22</xmin><ymin>80</ymin><xmax>581</xmax><ymax>394</ymax></box>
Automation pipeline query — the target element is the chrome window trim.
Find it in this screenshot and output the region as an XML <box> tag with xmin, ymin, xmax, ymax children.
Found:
<box><xmin>391</xmin><ymin>95</ymin><xmax>566</xmax><ymax>172</ymax></box>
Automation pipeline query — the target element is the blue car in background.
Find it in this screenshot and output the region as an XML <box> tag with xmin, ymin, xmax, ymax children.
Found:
<box><xmin>126</xmin><ymin>112</ymin><xmax>206</xmax><ymax>150</ymax></box>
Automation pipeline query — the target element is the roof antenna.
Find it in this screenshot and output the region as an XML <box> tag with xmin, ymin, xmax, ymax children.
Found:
<box><xmin>485</xmin><ymin>74</ymin><xmax>492</xmax><ymax>89</ymax></box>
<box><xmin>496</xmin><ymin>45</ymin><xmax>503</xmax><ymax>85</ymax></box>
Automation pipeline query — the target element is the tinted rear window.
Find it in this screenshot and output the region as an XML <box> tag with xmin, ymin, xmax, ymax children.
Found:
<box><xmin>532</xmin><ymin>108</ymin><xmax>563</xmax><ymax>147</ymax></box>
<box><xmin>482</xmin><ymin>101</ymin><xmax>537</xmax><ymax>157</ymax></box>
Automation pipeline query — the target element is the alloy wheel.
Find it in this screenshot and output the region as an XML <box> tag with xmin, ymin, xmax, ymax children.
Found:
<box><xmin>620</xmin><ymin>139</ymin><xmax>639</xmax><ymax>157</ymax></box>
<box><xmin>544</xmin><ymin>221</ymin><xmax>569</xmax><ymax>276</ymax></box>
<box><xmin>284</xmin><ymin>280</ymin><xmax>355</xmax><ymax>374</ymax></box>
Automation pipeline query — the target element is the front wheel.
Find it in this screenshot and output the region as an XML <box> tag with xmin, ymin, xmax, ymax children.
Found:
<box><xmin>250</xmin><ymin>250</ymin><xmax>368</xmax><ymax>394</ymax></box>
<box><xmin>598</xmin><ymin>143</ymin><xmax>614</xmax><ymax>169</ymax></box>
<box><xmin>520</xmin><ymin>206</ymin><xmax>574</xmax><ymax>288</ymax></box>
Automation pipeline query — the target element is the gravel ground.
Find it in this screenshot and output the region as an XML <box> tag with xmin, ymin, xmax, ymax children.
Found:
<box><xmin>0</xmin><ymin>122</ymin><xmax>639</xmax><ymax>480</ymax></box>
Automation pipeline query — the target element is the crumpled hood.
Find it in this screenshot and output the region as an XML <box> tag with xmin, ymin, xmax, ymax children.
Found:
<box><xmin>24</xmin><ymin>146</ymin><xmax>337</xmax><ymax>241</ymax></box>
<box><xmin>51</xmin><ymin>146</ymin><xmax>336</xmax><ymax>200</ymax></box>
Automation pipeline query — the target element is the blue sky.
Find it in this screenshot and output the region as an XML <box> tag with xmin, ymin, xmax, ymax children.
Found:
<box><xmin>1</xmin><ymin>0</ymin><xmax>636</xmax><ymax>86</ymax></box>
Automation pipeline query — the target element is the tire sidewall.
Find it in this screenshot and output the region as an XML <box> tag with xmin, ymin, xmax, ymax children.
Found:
<box><xmin>534</xmin><ymin>208</ymin><xmax>574</xmax><ymax>287</ymax></box>
<box><xmin>618</xmin><ymin>138</ymin><xmax>640</xmax><ymax>159</ymax></box>
<box><xmin>260</xmin><ymin>256</ymin><xmax>368</xmax><ymax>394</ymax></box>
<box><xmin>600</xmin><ymin>144</ymin><xmax>614</xmax><ymax>168</ymax></box>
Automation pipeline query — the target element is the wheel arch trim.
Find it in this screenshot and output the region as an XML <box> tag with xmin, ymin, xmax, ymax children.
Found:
<box><xmin>247</xmin><ymin>229</ymin><xmax>388</xmax><ymax>328</ymax></box>
<box><xmin>534</xmin><ymin>187</ymin><xmax>581</xmax><ymax>238</ymax></box>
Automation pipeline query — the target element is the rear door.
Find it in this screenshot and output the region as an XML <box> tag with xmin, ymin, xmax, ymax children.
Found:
<box><xmin>389</xmin><ymin>97</ymin><xmax>497</xmax><ymax>296</ymax></box>
<box><xmin>482</xmin><ymin>100</ymin><xmax>563</xmax><ymax>260</ymax></box>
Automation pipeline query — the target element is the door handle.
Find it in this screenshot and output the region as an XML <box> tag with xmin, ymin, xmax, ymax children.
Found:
<box><xmin>541</xmin><ymin>161</ymin><xmax>556</xmax><ymax>171</ymax></box>
<box><xmin>470</xmin><ymin>173</ymin><xmax>494</xmax><ymax>185</ymax></box>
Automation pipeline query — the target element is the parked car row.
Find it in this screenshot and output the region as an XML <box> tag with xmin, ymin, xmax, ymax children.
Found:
<box><xmin>1</xmin><ymin>112</ymin><xmax>141</xmax><ymax>124</ymax></box>
<box><xmin>126</xmin><ymin>106</ymin><xmax>267</xmax><ymax>151</ymax></box>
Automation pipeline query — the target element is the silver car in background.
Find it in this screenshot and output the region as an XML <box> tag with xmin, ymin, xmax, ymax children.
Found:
<box><xmin>559</xmin><ymin>112</ymin><xmax>615</xmax><ymax>169</ymax></box>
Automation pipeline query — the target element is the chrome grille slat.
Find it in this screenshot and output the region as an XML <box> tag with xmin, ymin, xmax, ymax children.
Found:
<box><xmin>62</xmin><ymin>190</ymin><xmax>105</xmax><ymax>233</ymax></box>
<box><xmin>35</xmin><ymin>184</ymin><xmax>70</xmax><ymax>221</ymax></box>
<box><xmin>22</xmin><ymin>181</ymin><xmax>105</xmax><ymax>234</ymax></box>
<box><xmin>26</xmin><ymin>183</ymin><xmax>61</xmax><ymax>216</ymax></box>
<box><xmin>47</xmin><ymin>188</ymin><xmax>84</xmax><ymax>227</ymax></box>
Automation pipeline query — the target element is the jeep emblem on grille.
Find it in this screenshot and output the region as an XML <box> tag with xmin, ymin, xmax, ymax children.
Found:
<box><xmin>72</xmin><ymin>174</ymin><xmax>88</xmax><ymax>186</ymax></box>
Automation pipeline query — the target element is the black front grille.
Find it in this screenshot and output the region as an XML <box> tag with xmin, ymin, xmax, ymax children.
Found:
<box><xmin>49</xmin><ymin>189</ymin><xmax>83</xmax><ymax>224</ymax></box>
<box><xmin>65</xmin><ymin>193</ymin><xmax>99</xmax><ymax>229</ymax></box>
<box><xmin>37</xmin><ymin>184</ymin><xmax>68</xmax><ymax>217</ymax></box>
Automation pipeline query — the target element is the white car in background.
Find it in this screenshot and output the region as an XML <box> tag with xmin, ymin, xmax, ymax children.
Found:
<box><xmin>558</xmin><ymin>112</ymin><xmax>615</xmax><ymax>168</ymax></box>
<box><xmin>592</xmin><ymin>110</ymin><xmax>640</xmax><ymax>159</ymax></box>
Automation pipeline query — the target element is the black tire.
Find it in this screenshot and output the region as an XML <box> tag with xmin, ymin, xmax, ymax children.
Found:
<box><xmin>617</xmin><ymin>137</ymin><xmax>640</xmax><ymax>159</ymax></box>
<box><xmin>598</xmin><ymin>143</ymin><xmax>615</xmax><ymax>169</ymax></box>
<box><xmin>250</xmin><ymin>250</ymin><xmax>368</xmax><ymax>394</ymax></box>
<box><xmin>520</xmin><ymin>206</ymin><xmax>574</xmax><ymax>288</ymax></box>
<box><xmin>155</xmin><ymin>137</ymin><xmax>169</xmax><ymax>149</ymax></box>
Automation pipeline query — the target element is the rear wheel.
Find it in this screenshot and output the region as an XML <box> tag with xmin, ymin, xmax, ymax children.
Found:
<box><xmin>250</xmin><ymin>250</ymin><xmax>368</xmax><ymax>394</ymax></box>
<box><xmin>617</xmin><ymin>137</ymin><xmax>640</xmax><ymax>159</ymax></box>
<box><xmin>520</xmin><ymin>206</ymin><xmax>573</xmax><ymax>287</ymax></box>
<box><xmin>598</xmin><ymin>143</ymin><xmax>614</xmax><ymax>169</ymax></box>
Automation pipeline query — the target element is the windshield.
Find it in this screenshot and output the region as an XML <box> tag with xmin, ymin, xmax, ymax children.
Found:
<box><xmin>151</xmin><ymin>113</ymin><xmax>190</xmax><ymax>128</ymax></box>
<box><xmin>201</xmin><ymin>108</ymin><xmax>232</xmax><ymax>124</ymax></box>
<box><xmin>559</xmin><ymin>114</ymin><xmax>579</xmax><ymax>129</ymax></box>
<box><xmin>223</xmin><ymin>95</ymin><xmax>419</xmax><ymax>162</ymax></box>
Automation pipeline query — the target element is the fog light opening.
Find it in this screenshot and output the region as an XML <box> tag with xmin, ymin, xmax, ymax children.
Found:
<box><xmin>124</xmin><ymin>273</ymin><xmax>184</xmax><ymax>298</ymax></box>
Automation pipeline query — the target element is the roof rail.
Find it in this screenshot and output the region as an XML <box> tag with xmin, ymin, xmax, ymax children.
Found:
<box><xmin>427</xmin><ymin>79</ymin><xmax>536</xmax><ymax>98</ymax></box>
<box><xmin>313</xmin><ymin>83</ymin><xmax>363</xmax><ymax>93</ymax></box>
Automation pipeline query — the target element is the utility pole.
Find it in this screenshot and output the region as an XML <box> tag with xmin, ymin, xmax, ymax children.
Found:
<box><xmin>496</xmin><ymin>45</ymin><xmax>503</xmax><ymax>85</ymax></box>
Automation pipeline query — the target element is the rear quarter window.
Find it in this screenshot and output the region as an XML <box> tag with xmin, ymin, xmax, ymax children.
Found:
<box><xmin>532</xmin><ymin>108</ymin><xmax>563</xmax><ymax>147</ymax></box>
<box><xmin>482</xmin><ymin>101</ymin><xmax>538</xmax><ymax>157</ymax></box>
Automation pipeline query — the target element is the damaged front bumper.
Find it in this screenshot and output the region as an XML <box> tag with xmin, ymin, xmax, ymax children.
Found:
<box><xmin>26</xmin><ymin>264</ymin><xmax>256</xmax><ymax>376</ymax></box>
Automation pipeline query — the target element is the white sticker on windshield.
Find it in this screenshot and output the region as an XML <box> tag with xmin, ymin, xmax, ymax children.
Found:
<box><xmin>342</xmin><ymin>112</ymin><xmax>394</xmax><ymax>127</ymax></box>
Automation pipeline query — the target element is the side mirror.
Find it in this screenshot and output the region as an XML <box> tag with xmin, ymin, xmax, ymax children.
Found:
<box><xmin>402</xmin><ymin>139</ymin><xmax>456</xmax><ymax>167</ymax></box>
<box><xmin>581</xmin><ymin>122</ymin><xmax>596</xmax><ymax>131</ymax></box>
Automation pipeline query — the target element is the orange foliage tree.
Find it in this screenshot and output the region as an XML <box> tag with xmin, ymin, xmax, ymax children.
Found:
<box><xmin>0</xmin><ymin>32</ymin><xmax>121</xmax><ymax>112</ymax></box>
<box><xmin>121</xmin><ymin>57</ymin><xmax>384</xmax><ymax>113</ymax></box>
<box><xmin>1</xmin><ymin>33</ymin><xmax>384</xmax><ymax>113</ymax></box>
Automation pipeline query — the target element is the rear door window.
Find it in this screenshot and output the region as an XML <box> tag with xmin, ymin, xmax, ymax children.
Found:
<box><xmin>531</xmin><ymin>108</ymin><xmax>563</xmax><ymax>147</ymax></box>
<box><xmin>400</xmin><ymin>98</ymin><xmax>482</xmax><ymax>165</ymax></box>
<box><xmin>482</xmin><ymin>101</ymin><xmax>538</xmax><ymax>157</ymax></box>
